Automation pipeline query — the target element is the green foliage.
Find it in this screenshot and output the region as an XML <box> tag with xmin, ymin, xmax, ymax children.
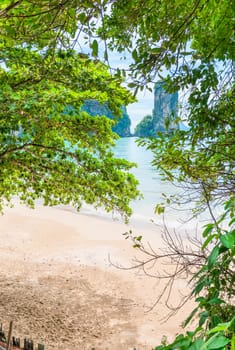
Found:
<box><xmin>152</xmin><ymin>202</ymin><xmax>235</xmax><ymax>350</ymax></box>
<box><xmin>154</xmin><ymin>319</ymin><xmax>234</xmax><ymax>350</ymax></box>
<box><xmin>125</xmin><ymin>207</ymin><xmax>235</xmax><ymax>350</ymax></box>
<box><xmin>0</xmin><ymin>0</ymin><xmax>102</xmax><ymax>50</ymax></box>
<box><xmin>101</xmin><ymin>0</ymin><xmax>234</xmax><ymax>84</ymax></box>
<box><xmin>0</xmin><ymin>1</ymin><xmax>140</xmax><ymax>219</ymax></box>
<box><xmin>82</xmin><ymin>100</ymin><xmax>132</xmax><ymax>137</ymax></box>
<box><xmin>134</xmin><ymin>115</ymin><xmax>155</xmax><ymax>137</ymax></box>
<box><xmin>141</xmin><ymin>83</ymin><xmax>235</xmax><ymax>211</ymax></box>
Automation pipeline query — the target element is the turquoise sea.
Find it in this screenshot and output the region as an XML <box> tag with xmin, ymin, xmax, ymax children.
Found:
<box><xmin>80</xmin><ymin>136</ymin><xmax>213</xmax><ymax>232</ymax></box>
<box><xmin>113</xmin><ymin>137</ymin><xmax>176</xmax><ymax>218</ymax></box>
<box><xmin>112</xmin><ymin>137</ymin><xmax>216</xmax><ymax>231</ymax></box>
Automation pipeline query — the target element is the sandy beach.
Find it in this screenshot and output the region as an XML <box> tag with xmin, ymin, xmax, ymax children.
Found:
<box><xmin>0</xmin><ymin>203</ymin><xmax>194</xmax><ymax>350</ymax></box>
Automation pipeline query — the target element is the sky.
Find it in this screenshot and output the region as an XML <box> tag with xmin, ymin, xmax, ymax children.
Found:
<box><xmin>126</xmin><ymin>91</ymin><xmax>154</xmax><ymax>132</ymax></box>
<box><xmin>107</xmin><ymin>51</ymin><xmax>155</xmax><ymax>132</ymax></box>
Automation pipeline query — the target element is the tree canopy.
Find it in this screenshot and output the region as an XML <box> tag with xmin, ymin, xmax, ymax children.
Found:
<box><xmin>99</xmin><ymin>0</ymin><xmax>234</xmax><ymax>217</ymax></box>
<box><xmin>134</xmin><ymin>115</ymin><xmax>155</xmax><ymax>137</ymax></box>
<box><xmin>0</xmin><ymin>1</ymin><xmax>140</xmax><ymax>218</ymax></box>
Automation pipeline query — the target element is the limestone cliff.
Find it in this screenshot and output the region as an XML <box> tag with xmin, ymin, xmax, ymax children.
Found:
<box><xmin>134</xmin><ymin>82</ymin><xmax>178</xmax><ymax>137</ymax></box>
<box><xmin>152</xmin><ymin>82</ymin><xmax>178</xmax><ymax>133</ymax></box>
<box><xmin>82</xmin><ymin>100</ymin><xmax>131</xmax><ymax>137</ymax></box>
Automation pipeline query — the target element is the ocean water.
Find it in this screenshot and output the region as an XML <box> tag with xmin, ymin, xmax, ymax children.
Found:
<box><xmin>113</xmin><ymin>137</ymin><xmax>176</xmax><ymax>218</ymax></box>
<box><xmin>80</xmin><ymin>137</ymin><xmax>177</xmax><ymax>224</ymax></box>
<box><xmin>79</xmin><ymin>137</ymin><xmax>213</xmax><ymax>232</ymax></box>
<box><xmin>113</xmin><ymin>137</ymin><xmax>215</xmax><ymax>231</ymax></box>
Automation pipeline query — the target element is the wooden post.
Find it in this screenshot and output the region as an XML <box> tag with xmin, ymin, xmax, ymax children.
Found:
<box><xmin>6</xmin><ymin>321</ymin><xmax>13</xmax><ymax>350</ymax></box>
<box><xmin>0</xmin><ymin>323</ymin><xmax>6</xmax><ymax>342</ymax></box>
<box><xmin>13</xmin><ymin>337</ymin><xmax>20</xmax><ymax>347</ymax></box>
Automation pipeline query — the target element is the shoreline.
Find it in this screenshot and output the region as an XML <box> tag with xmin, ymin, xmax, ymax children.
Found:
<box><xmin>0</xmin><ymin>203</ymin><xmax>194</xmax><ymax>349</ymax></box>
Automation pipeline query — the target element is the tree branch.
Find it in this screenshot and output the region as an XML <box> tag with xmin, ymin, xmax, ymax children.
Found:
<box><xmin>0</xmin><ymin>0</ymin><xmax>23</xmax><ymax>18</ymax></box>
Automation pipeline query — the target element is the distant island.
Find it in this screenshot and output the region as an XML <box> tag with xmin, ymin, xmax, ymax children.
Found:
<box><xmin>82</xmin><ymin>100</ymin><xmax>132</xmax><ymax>137</ymax></box>
<box><xmin>134</xmin><ymin>82</ymin><xmax>179</xmax><ymax>137</ymax></box>
<box><xmin>82</xmin><ymin>82</ymin><xmax>180</xmax><ymax>138</ymax></box>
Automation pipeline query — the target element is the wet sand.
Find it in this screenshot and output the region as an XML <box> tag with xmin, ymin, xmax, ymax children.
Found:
<box><xmin>0</xmin><ymin>203</ymin><xmax>194</xmax><ymax>349</ymax></box>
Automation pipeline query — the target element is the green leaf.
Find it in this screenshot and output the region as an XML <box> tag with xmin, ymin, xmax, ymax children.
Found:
<box><xmin>199</xmin><ymin>311</ymin><xmax>209</xmax><ymax>327</ymax></box>
<box><xmin>188</xmin><ymin>338</ymin><xmax>205</xmax><ymax>350</ymax></box>
<box><xmin>133</xmin><ymin>243</ymin><xmax>141</xmax><ymax>248</ymax></box>
<box><xmin>184</xmin><ymin>307</ymin><xmax>199</xmax><ymax>326</ymax></box>
<box><xmin>206</xmin><ymin>335</ymin><xmax>230</xmax><ymax>349</ymax></box>
<box><xmin>128</xmin><ymin>82</ymin><xmax>137</xmax><ymax>88</ymax></box>
<box><xmin>132</xmin><ymin>49</ymin><xmax>138</xmax><ymax>61</ymax></box>
<box><xmin>208</xmin><ymin>246</ymin><xmax>219</xmax><ymax>268</ymax></box>
<box><xmin>229</xmin><ymin>217</ymin><xmax>235</xmax><ymax>226</ymax></box>
<box><xmin>68</xmin><ymin>8</ymin><xmax>76</xmax><ymax>19</ymax></box>
<box><xmin>203</xmin><ymin>223</ymin><xmax>215</xmax><ymax>237</ymax></box>
<box><xmin>231</xmin><ymin>335</ymin><xmax>235</xmax><ymax>350</ymax></box>
<box><xmin>166</xmin><ymin>334</ymin><xmax>191</xmax><ymax>349</ymax></box>
<box><xmin>78</xmin><ymin>12</ymin><xmax>86</xmax><ymax>23</ymax></box>
<box><xmin>208</xmin><ymin>297</ymin><xmax>224</xmax><ymax>305</ymax></box>
<box><xmin>135</xmin><ymin>235</ymin><xmax>142</xmax><ymax>241</ymax></box>
<box><xmin>155</xmin><ymin>204</ymin><xmax>165</xmax><ymax>214</ymax></box>
<box><xmin>202</xmin><ymin>234</ymin><xmax>217</xmax><ymax>250</ymax></box>
<box><xmin>220</xmin><ymin>232</ymin><xmax>235</xmax><ymax>249</ymax></box>
<box><xmin>91</xmin><ymin>39</ymin><xmax>99</xmax><ymax>57</ymax></box>
<box><xmin>208</xmin><ymin>321</ymin><xmax>231</xmax><ymax>334</ymax></box>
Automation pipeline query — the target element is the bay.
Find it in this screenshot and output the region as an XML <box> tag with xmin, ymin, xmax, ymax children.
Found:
<box><xmin>113</xmin><ymin>137</ymin><xmax>179</xmax><ymax>221</ymax></box>
<box><xmin>80</xmin><ymin>136</ymin><xmax>212</xmax><ymax>232</ymax></box>
<box><xmin>113</xmin><ymin>137</ymin><xmax>214</xmax><ymax>231</ymax></box>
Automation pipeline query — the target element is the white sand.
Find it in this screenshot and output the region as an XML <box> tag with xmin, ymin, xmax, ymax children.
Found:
<box><xmin>0</xmin><ymin>203</ymin><xmax>194</xmax><ymax>349</ymax></box>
